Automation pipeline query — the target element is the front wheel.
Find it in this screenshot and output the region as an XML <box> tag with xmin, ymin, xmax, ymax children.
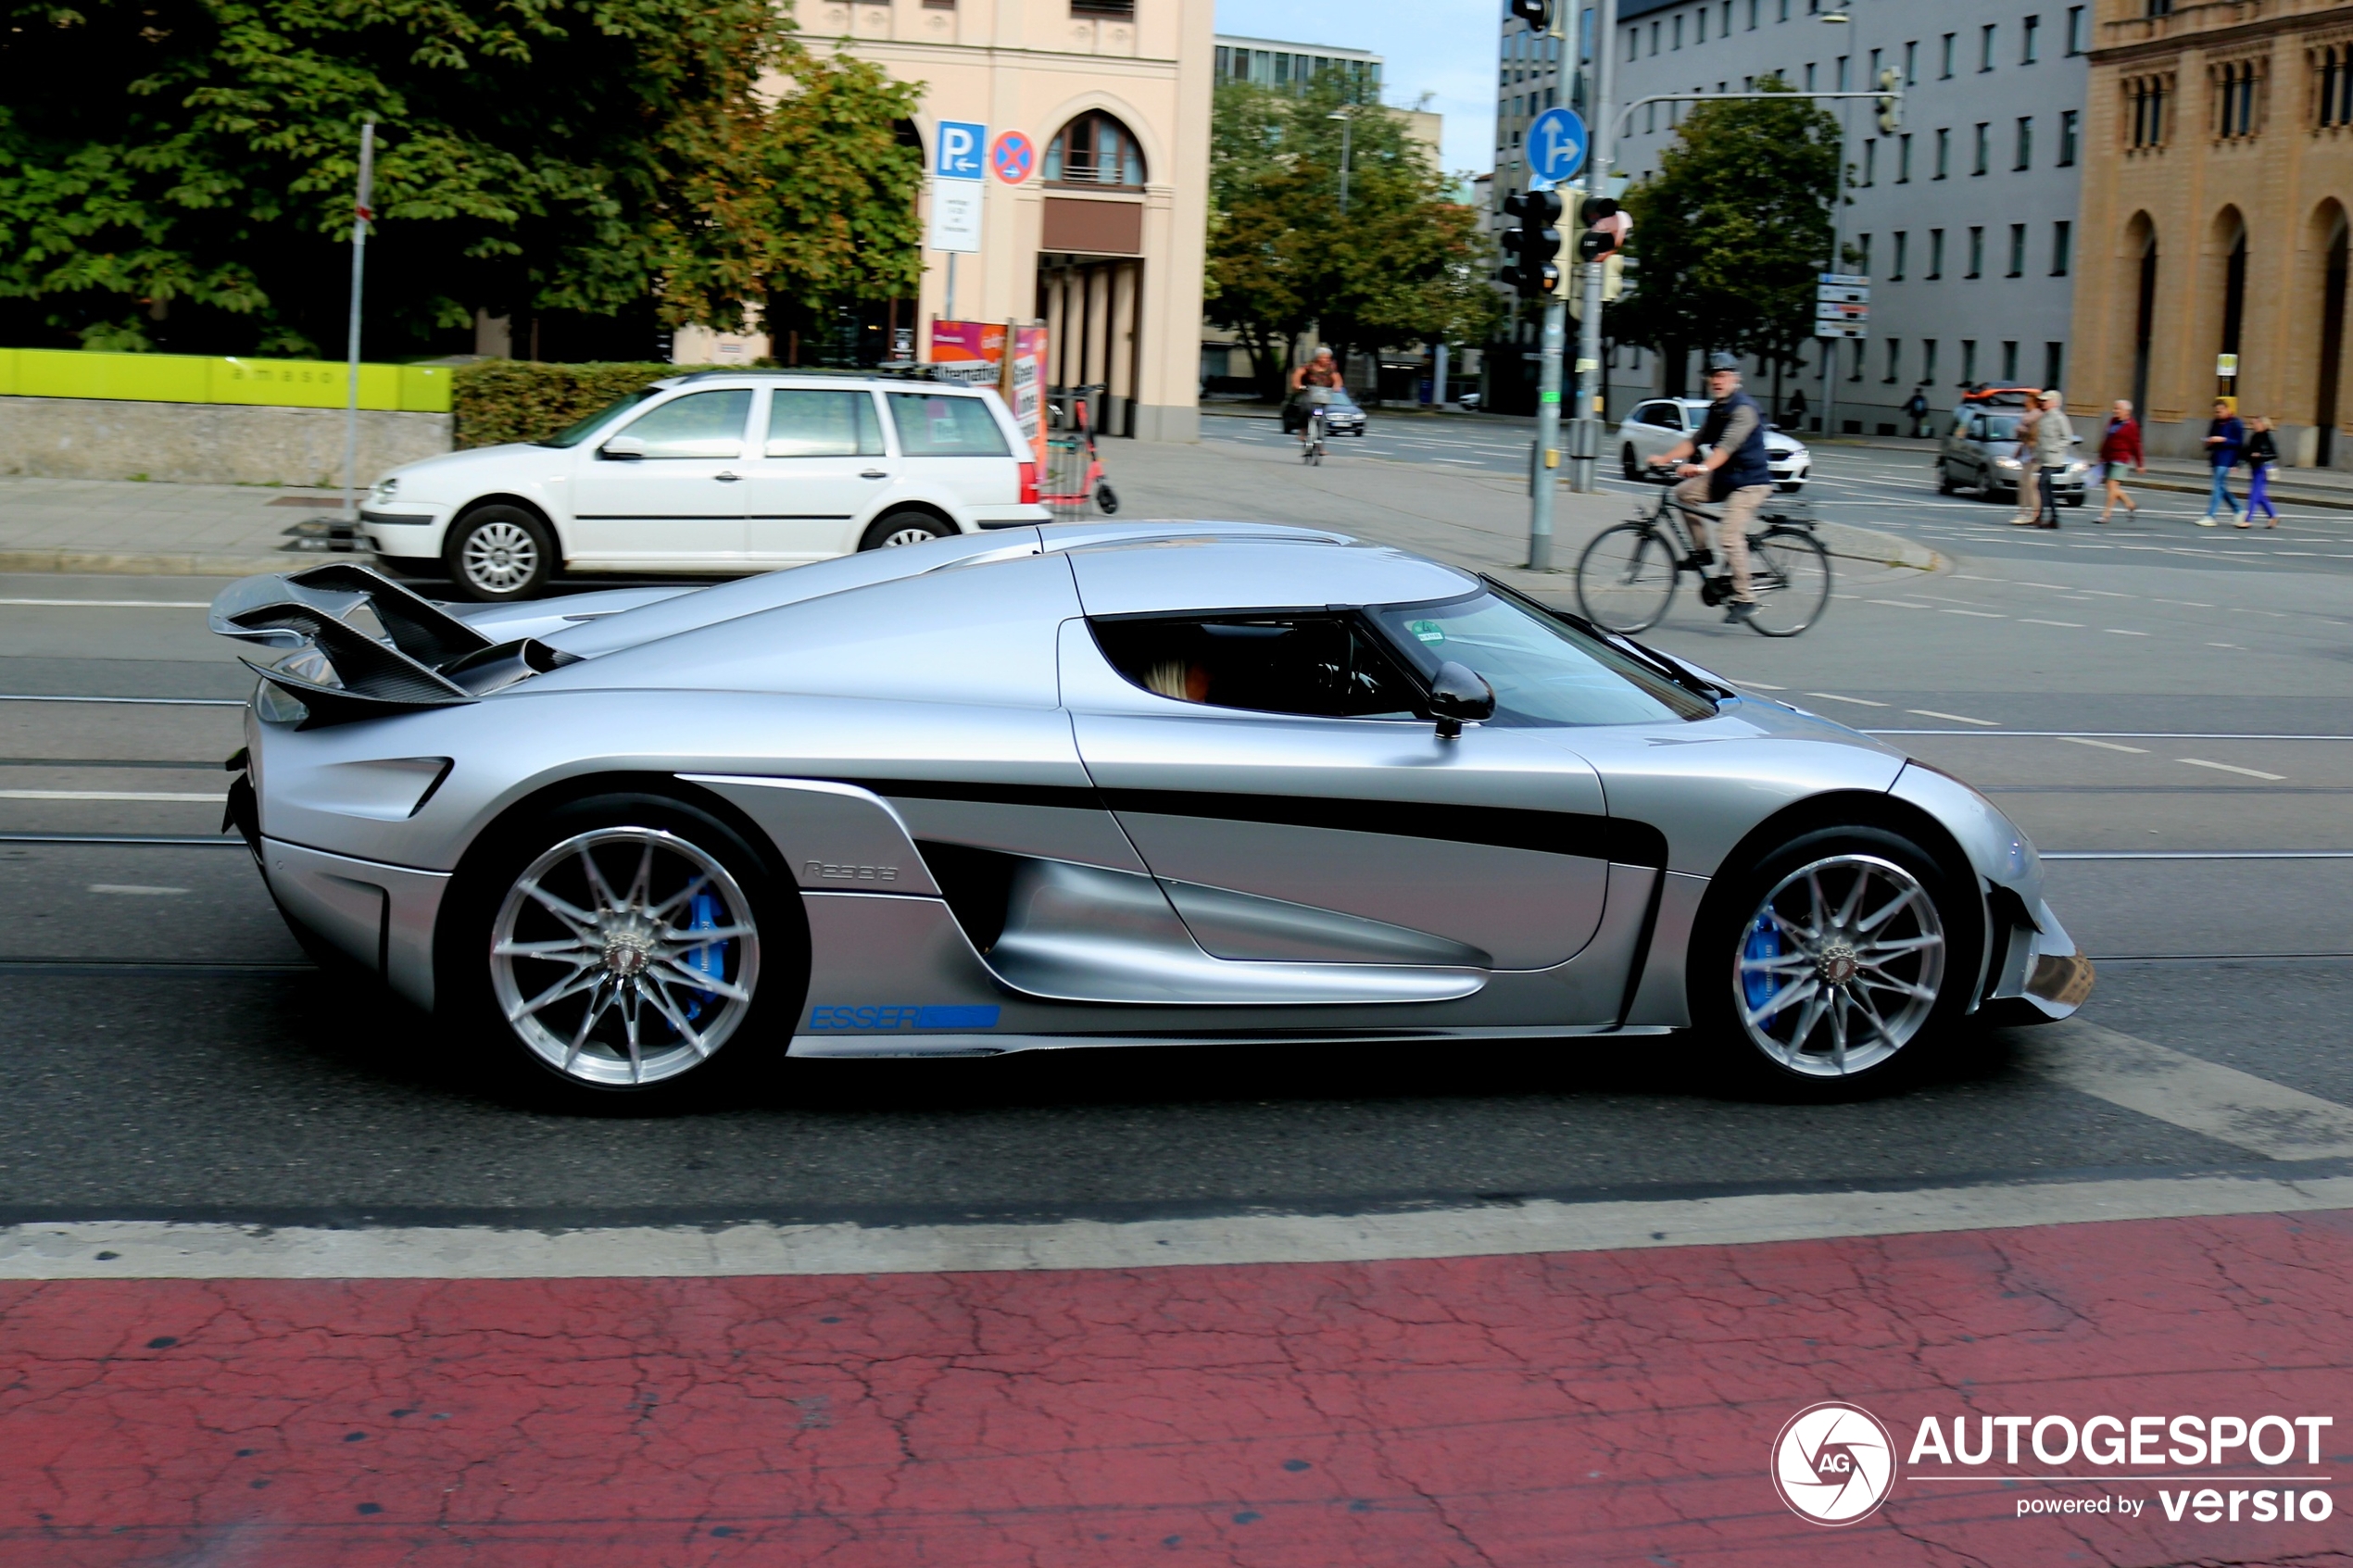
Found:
<box><xmin>1692</xmin><ymin>826</ymin><xmax>1976</xmax><ymax>1099</ymax></box>
<box><xmin>860</xmin><ymin>511</ymin><xmax>957</xmax><ymax>550</ymax></box>
<box><xmin>444</xmin><ymin>505</ymin><xmax>554</xmax><ymax>602</ymax></box>
<box><xmin>1574</xmin><ymin>521</ymin><xmax>1679</xmax><ymax>633</ymax></box>
<box><xmin>1741</xmin><ymin>526</ymin><xmax>1831</xmax><ymax>637</ymax></box>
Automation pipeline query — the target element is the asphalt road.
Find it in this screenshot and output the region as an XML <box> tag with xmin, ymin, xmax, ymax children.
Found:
<box><xmin>3</xmin><ymin>440</ymin><xmax>2351</xmax><ymax>1224</ymax></box>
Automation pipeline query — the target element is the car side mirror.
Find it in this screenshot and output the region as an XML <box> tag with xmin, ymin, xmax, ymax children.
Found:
<box><xmin>1428</xmin><ymin>660</ymin><xmax>1496</xmax><ymax>740</ymax></box>
<box><xmin>600</xmin><ymin>435</ymin><xmax>647</xmax><ymax>460</ymax></box>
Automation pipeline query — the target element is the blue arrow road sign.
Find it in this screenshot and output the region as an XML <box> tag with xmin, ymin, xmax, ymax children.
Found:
<box><xmin>1527</xmin><ymin>107</ymin><xmax>1588</xmax><ymax>189</ymax></box>
<box><xmin>936</xmin><ymin>120</ymin><xmax>988</xmax><ymax>180</ymax></box>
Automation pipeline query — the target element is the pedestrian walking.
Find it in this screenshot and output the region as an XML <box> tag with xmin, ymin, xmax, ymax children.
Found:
<box><xmin>1903</xmin><ymin>383</ymin><xmax>1931</xmax><ymax>440</ymax></box>
<box><xmin>2199</xmin><ymin>399</ymin><xmax>2245</xmax><ymax>524</ymax></box>
<box><xmin>1787</xmin><ymin>386</ymin><xmax>1809</xmax><ymax>432</ymax></box>
<box><xmin>2017</xmin><ymin>389</ymin><xmax>2073</xmax><ymax>529</ymax></box>
<box><xmin>2008</xmin><ymin>387</ymin><xmax>2046</xmax><ymax>525</ymax></box>
<box><xmin>2095</xmin><ymin>398</ymin><xmax>2145</xmax><ymax>523</ymax></box>
<box><xmin>2238</xmin><ymin>414</ymin><xmax>2280</xmax><ymax>528</ymax></box>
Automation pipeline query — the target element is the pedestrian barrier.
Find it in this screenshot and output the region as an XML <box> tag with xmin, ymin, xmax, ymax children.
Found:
<box><xmin>0</xmin><ymin>347</ymin><xmax>451</xmax><ymax>413</ymax></box>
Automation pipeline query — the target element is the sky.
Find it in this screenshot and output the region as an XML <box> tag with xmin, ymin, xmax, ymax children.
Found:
<box><xmin>1213</xmin><ymin>0</ymin><xmax>1498</xmax><ymax>178</ymax></box>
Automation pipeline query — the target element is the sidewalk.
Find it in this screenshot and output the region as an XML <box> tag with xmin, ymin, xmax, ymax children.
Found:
<box><xmin>0</xmin><ymin>475</ymin><xmax>342</xmax><ymax>575</ymax></box>
<box><xmin>1812</xmin><ymin>430</ymin><xmax>2353</xmax><ymax>510</ymax></box>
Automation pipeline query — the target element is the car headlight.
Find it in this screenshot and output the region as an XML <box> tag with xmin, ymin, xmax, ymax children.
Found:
<box><xmin>370</xmin><ymin>477</ymin><xmax>399</xmax><ymax>502</ymax></box>
<box><xmin>1994</xmin><ymin>458</ymin><xmax>2022</xmax><ymax>470</ymax></box>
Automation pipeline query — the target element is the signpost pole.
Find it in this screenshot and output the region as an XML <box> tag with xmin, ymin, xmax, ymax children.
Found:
<box><xmin>1569</xmin><ymin>0</ymin><xmax>1617</xmax><ymax>496</ymax></box>
<box><xmin>339</xmin><ymin>119</ymin><xmax>374</xmax><ymax>529</ymax></box>
<box><xmin>1520</xmin><ymin>80</ymin><xmax>1589</xmax><ymax>566</ymax></box>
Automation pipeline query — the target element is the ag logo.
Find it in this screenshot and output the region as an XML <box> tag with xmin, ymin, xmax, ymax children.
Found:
<box><xmin>1771</xmin><ymin>1401</ymin><xmax>1897</xmax><ymax>1526</ymax></box>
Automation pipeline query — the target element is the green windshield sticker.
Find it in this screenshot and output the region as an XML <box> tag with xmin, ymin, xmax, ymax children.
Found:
<box><xmin>1406</xmin><ymin>620</ymin><xmax>1446</xmax><ymax>643</ymax></box>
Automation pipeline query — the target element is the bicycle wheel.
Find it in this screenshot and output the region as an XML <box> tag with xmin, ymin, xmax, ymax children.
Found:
<box><xmin>1742</xmin><ymin>527</ymin><xmax>1832</xmax><ymax>637</ymax></box>
<box><xmin>1575</xmin><ymin>521</ymin><xmax>1680</xmax><ymax>633</ymax></box>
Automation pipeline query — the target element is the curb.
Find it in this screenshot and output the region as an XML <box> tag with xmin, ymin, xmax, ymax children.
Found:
<box><xmin>0</xmin><ymin>548</ymin><xmax>307</xmax><ymax>577</ymax></box>
<box><xmin>1817</xmin><ymin>520</ymin><xmax>1944</xmax><ymax>572</ymax></box>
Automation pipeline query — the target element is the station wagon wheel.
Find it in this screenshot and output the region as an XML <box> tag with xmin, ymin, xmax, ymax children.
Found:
<box><xmin>860</xmin><ymin>511</ymin><xmax>957</xmax><ymax>551</ymax></box>
<box><xmin>444</xmin><ymin>505</ymin><xmax>554</xmax><ymax>601</ymax></box>
<box><xmin>1693</xmin><ymin>826</ymin><xmax>1973</xmax><ymax>1099</ymax></box>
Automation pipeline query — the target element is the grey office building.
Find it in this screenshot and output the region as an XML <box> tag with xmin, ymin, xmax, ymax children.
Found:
<box><xmin>1501</xmin><ymin>0</ymin><xmax>2090</xmax><ymax>433</ymax></box>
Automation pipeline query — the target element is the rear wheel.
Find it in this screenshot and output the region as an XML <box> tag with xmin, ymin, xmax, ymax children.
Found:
<box><xmin>1575</xmin><ymin>521</ymin><xmax>1679</xmax><ymax>633</ymax></box>
<box><xmin>444</xmin><ymin>506</ymin><xmax>554</xmax><ymax>601</ymax></box>
<box><xmin>1935</xmin><ymin>462</ymin><xmax>1957</xmax><ymax>495</ymax></box>
<box><xmin>859</xmin><ymin>511</ymin><xmax>957</xmax><ymax>551</ymax></box>
<box><xmin>1692</xmin><ymin>826</ymin><xmax>1975</xmax><ymax>1099</ymax></box>
<box><xmin>1741</xmin><ymin>527</ymin><xmax>1831</xmax><ymax>637</ymax></box>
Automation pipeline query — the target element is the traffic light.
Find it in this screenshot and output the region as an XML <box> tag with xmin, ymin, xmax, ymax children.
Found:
<box><xmin>1500</xmin><ymin>188</ymin><xmax>1564</xmax><ymax>299</ymax></box>
<box><xmin>1876</xmin><ymin>66</ymin><xmax>1902</xmax><ymax>133</ymax></box>
<box><xmin>1576</xmin><ymin>195</ymin><xmax>1624</xmax><ymax>263</ymax></box>
<box><xmin>1509</xmin><ymin>0</ymin><xmax>1552</xmax><ymax>26</ymax></box>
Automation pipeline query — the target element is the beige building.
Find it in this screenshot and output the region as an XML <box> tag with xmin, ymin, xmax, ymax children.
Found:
<box><xmin>788</xmin><ymin>0</ymin><xmax>1214</xmax><ymax>442</ymax></box>
<box><xmin>2072</xmin><ymin>0</ymin><xmax>2353</xmax><ymax>464</ymax></box>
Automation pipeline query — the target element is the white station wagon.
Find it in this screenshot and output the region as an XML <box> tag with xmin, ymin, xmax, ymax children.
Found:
<box><xmin>1616</xmin><ymin>396</ymin><xmax>1813</xmax><ymax>492</ymax></box>
<box><xmin>361</xmin><ymin>371</ymin><xmax>1051</xmax><ymax>600</ymax></box>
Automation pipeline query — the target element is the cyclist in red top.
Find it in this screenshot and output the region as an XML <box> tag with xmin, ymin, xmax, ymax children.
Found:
<box><xmin>1288</xmin><ymin>349</ymin><xmax>1343</xmax><ymax>449</ymax></box>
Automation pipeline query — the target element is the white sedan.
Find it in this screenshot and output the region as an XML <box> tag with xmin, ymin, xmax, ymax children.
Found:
<box><xmin>360</xmin><ymin>371</ymin><xmax>1051</xmax><ymax>600</ymax></box>
<box><xmin>1615</xmin><ymin>397</ymin><xmax>1811</xmax><ymax>492</ymax></box>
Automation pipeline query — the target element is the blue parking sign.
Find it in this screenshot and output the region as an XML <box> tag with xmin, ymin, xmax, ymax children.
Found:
<box><xmin>936</xmin><ymin>120</ymin><xmax>988</xmax><ymax>181</ymax></box>
<box><xmin>1527</xmin><ymin>107</ymin><xmax>1588</xmax><ymax>189</ymax></box>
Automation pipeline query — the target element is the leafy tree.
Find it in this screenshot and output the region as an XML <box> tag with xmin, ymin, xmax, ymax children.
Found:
<box><xmin>1614</xmin><ymin>78</ymin><xmax>1840</xmax><ymax>396</ymax></box>
<box><xmin>0</xmin><ymin>0</ymin><xmax>922</xmax><ymax>357</ymax></box>
<box><xmin>1207</xmin><ymin>76</ymin><xmax>1497</xmax><ymax>399</ymax></box>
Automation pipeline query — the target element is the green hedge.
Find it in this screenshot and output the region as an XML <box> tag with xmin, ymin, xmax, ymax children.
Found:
<box><xmin>452</xmin><ymin>359</ymin><xmax>681</xmax><ymax>449</ymax></box>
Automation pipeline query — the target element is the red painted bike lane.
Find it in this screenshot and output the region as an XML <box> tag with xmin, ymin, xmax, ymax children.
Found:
<box><xmin>3</xmin><ymin>1208</ymin><xmax>2348</xmax><ymax>1566</ymax></box>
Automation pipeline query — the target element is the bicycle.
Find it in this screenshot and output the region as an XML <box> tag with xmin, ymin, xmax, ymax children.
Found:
<box><xmin>1299</xmin><ymin>403</ymin><xmax>1327</xmax><ymax>466</ymax></box>
<box><xmin>1573</xmin><ymin>485</ymin><xmax>1831</xmax><ymax>638</ymax></box>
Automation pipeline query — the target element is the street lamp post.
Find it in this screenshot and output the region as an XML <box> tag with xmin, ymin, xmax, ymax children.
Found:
<box><xmin>1328</xmin><ymin>107</ymin><xmax>1354</xmax><ymax>215</ymax></box>
<box><xmin>1568</xmin><ymin>0</ymin><xmax>1618</xmax><ymax>497</ymax></box>
<box><xmin>1818</xmin><ymin>10</ymin><xmax>1855</xmax><ymax>443</ymax></box>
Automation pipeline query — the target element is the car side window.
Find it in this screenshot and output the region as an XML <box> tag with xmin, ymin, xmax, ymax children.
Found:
<box><xmin>887</xmin><ymin>393</ymin><xmax>1012</xmax><ymax>458</ymax></box>
<box><xmin>1637</xmin><ymin>402</ymin><xmax>1672</xmax><ymax>428</ymax></box>
<box><xmin>766</xmin><ymin>390</ymin><xmax>885</xmax><ymax>458</ymax></box>
<box><xmin>614</xmin><ymin>390</ymin><xmax>751</xmax><ymax>458</ymax></box>
<box><xmin>1089</xmin><ymin>615</ymin><xmax>1422</xmax><ymax>721</ymax></box>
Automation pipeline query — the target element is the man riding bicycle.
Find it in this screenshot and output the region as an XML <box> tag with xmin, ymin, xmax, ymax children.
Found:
<box><xmin>1646</xmin><ymin>352</ymin><xmax>1775</xmax><ymax>624</ymax></box>
<box><xmin>1288</xmin><ymin>347</ymin><xmax>1343</xmax><ymax>449</ymax></box>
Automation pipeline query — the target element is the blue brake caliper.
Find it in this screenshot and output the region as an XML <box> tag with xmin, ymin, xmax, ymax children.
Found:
<box><xmin>682</xmin><ymin>892</ymin><xmax>726</xmax><ymax>1022</ymax></box>
<box><xmin>1742</xmin><ymin>911</ymin><xmax>1782</xmax><ymax>1024</ymax></box>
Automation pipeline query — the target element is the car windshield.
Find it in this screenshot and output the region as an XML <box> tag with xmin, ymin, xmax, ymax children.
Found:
<box><xmin>535</xmin><ymin>389</ymin><xmax>661</xmax><ymax>448</ymax></box>
<box><xmin>1371</xmin><ymin>591</ymin><xmax>1717</xmax><ymax>726</ymax></box>
<box><xmin>1327</xmin><ymin>388</ymin><xmax>1359</xmax><ymax>409</ymax></box>
<box><xmin>1976</xmin><ymin>415</ymin><xmax>2021</xmax><ymax>441</ymax></box>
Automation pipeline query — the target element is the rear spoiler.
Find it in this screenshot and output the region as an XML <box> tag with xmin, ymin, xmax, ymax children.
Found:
<box><xmin>209</xmin><ymin>563</ymin><xmax>578</xmax><ymax>728</ymax></box>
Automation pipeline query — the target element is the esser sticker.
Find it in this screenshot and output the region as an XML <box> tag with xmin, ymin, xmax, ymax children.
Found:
<box><xmin>1408</xmin><ymin>620</ymin><xmax>1446</xmax><ymax>643</ymax></box>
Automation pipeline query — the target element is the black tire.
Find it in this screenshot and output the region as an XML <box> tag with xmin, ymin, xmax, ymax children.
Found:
<box><xmin>1621</xmin><ymin>445</ymin><xmax>1642</xmax><ymax>481</ymax></box>
<box><xmin>438</xmin><ymin>791</ymin><xmax>810</xmax><ymax>1109</ymax></box>
<box><xmin>1095</xmin><ymin>483</ymin><xmax>1120</xmax><ymax>515</ymax></box>
<box><xmin>1690</xmin><ymin>824</ymin><xmax>1980</xmax><ymax>1101</ymax></box>
<box><xmin>1741</xmin><ymin>526</ymin><xmax>1832</xmax><ymax>637</ymax></box>
<box><xmin>1935</xmin><ymin>463</ymin><xmax>1957</xmax><ymax>495</ymax></box>
<box><xmin>859</xmin><ymin>511</ymin><xmax>958</xmax><ymax>551</ymax></box>
<box><xmin>443</xmin><ymin>505</ymin><xmax>555</xmax><ymax>602</ymax></box>
<box><xmin>1574</xmin><ymin>521</ymin><xmax>1680</xmax><ymax>633</ymax></box>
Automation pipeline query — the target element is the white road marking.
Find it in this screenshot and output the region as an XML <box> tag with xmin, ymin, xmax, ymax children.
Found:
<box><xmin>0</xmin><ymin>598</ymin><xmax>211</xmax><ymax>609</ymax></box>
<box><xmin>1867</xmin><ymin>599</ymin><xmax>1932</xmax><ymax>609</ymax></box>
<box><xmin>86</xmin><ymin>884</ymin><xmax>189</xmax><ymax>896</ymax></box>
<box><xmin>2020</xmin><ymin>618</ymin><xmax>2085</xmax><ymax>627</ymax></box>
<box><xmin>2105</xmin><ymin>628</ymin><xmax>2151</xmax><ymax>636</ymax></box>
<box><xmin>2177</xmin><ymin>758</ymin><xmax>2286</xmax><ymax>781</ymax></box>
<box><xmin>1941</xmin><ymin>608</ymin><xmax>2006</xmax><ymax>618</ymax></box>
<box><xmin>2155</xmin><ymin>598</ymin><xmax>2214</xmax><ymax>608</ymax></box>
<box><xmin>0</xmin><ymin>790</ymin><xmax>227</xmax><ymax>802</ymax></box>
<box><xmin>6</xmin><ymin>1169</ymin><xmax>2353</xmax><ymax>1280</ymax></box>
<box><xmin>2020</xmin><ymin>1021</ymin><xmax>2353</xmax><ymax>1161</ymax></box>
<box><xmin>2059</xmin><ymin>737</ymin><xmax>2149</xmax><ymax>753</ymax></box>
<box><xmin>1906</xmin><ymin>709</ymin><xmax>2001</xmax><ymax>725</ymax></box>
<box><xmin>2208</xmin><ymin>642</ymin><xmax>2246</xmax><ymax>649</ymax></box>
<box><xmin>1739</xmin><ymin>681</ymin><xmax>1789</xmax><ymax>690</ymax></box>
<box><xmin>1803</xmin><ymin>691</ymin><xmax>1891</xmax><ymax>708</ymax></box>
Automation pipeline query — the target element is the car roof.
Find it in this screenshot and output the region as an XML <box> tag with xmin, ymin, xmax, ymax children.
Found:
<box><xmin>650</xmin><ymin>369</ymin><xmax>991</xmax><ymax>394</ymax></box>
<box><xmin>1066</xmin><ymin>535</ymin><xmax>1477</xmax><ymax>617</ymax></box>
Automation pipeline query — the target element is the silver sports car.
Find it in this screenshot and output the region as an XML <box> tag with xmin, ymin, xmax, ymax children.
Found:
<box><xmin>210</xmin><ymin>522</ymin><xmax>2092</xmax><ymax>1103</ymax></box>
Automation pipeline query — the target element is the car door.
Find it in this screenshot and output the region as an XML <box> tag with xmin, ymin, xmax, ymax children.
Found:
<box><xmin>565</xmin><ymin>387</ymin><xmax>751</xmax><ymax>567</ymax></box>
<box><xmin>882</xmin><ymin>390</ymin><xmax>1016</xmax><ymax>521</ymax></box>
<box><xmin>1624</xmin><ymin>401</ymin><xmax>1670</xmax><ymax>466</ymax></box>
<box><xmin>1061</xmin><ymin>603</ymin><xmax>1617</xmax><ymax>972</ymax></box>
<box><xmin>741</xmin><ymin>387</ymin><xmax>896</xmax><ymax>563</ymax></box>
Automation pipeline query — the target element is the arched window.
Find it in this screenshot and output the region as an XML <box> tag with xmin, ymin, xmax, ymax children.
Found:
<box><xmin>1046</xmin><ymin>112</ymin><xmax>1147</xmax><ymax>188</ymax></box>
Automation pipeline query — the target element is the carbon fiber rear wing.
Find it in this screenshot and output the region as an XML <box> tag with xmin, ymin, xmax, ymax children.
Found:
<box><xmin>209</xmin><ymin>563</ymin><xmax>578</xmax><ymax>728</ymax></box>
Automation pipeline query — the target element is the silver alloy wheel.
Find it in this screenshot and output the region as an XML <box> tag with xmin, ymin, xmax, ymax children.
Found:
<box><xmin>459</xmin><ymin>520</ymin><xmax>541</xmax><ymax>594</ymax></box>
<box><xmin>489</xmin><ymin>827</ymin><xmax>761</xmax><ymax>1087</ymax></box>
<box><xmin>1732</xmin><ymin>853</ymin><xmax>1946</xmax><ymax>1078</ymax></box>
<box><xmin>878</xmin><ymin>524</ymin><xmax>942</xmax><ymax>547</ymax></box>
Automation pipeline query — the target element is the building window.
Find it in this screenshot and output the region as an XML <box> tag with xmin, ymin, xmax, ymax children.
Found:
<box><xmin>2007</xmin><ymin>224</ymin><xmax>2027</xmax><ymax>276</ymax></box>
<box><xmin>1960</xmin><ymin>339</ymin><xmax>1978</xmax><ymax>383</ymax></box>
<box><xmin>1892</xmin><ymin>231</ymin><xmax>1908</xmax><ymax>279</ymax></box>
<box><xmin>2214</xmin><ymin>59</ymin><xmax>2259</xmax><ymax>138</ymax></box>
<box><xmin>1673</xmin><ymin>13</ymin><xmax>1683</xmax><ymax>48</ymax></box>
<box><xmin>1981</xmin><ymin>24</ymin><xmax>1997</xmax><ymax>72</ymax></box>
<box><xmin>1928</xmin><ymin>228</ymin><xmax>1945</xmax><ymax>278</ymax></box>
<box><xmin>1897</xmin><ymin>133</ymin><xmax>1913</xmax><ymax>181</ymax></box>
<box><xmin>1934</xmin><ymin>127</ymin><xmax>1950</xmax><ymax>177</ymax></box>
<box><xmin>1046</xmin><ymin>111</ymin><xmax>1147</xmax><ymax>187</ymax></box>
<box><xmin>1627</xmin><ymin>27</ymin><xmax>1639</xmax><ymax>61</ymax></box>
<box><xmin>1858</xmin><ymin>233</ymin><xmax>1873</xmax><ymax>275</ymax></box>
<box><xmin>1973</xmin><ymin>122</ymin><xmax>1990</xmax><ymax>174</ymax></box>
<box><xmin>1837</xmin><ymin>54</ymin><xmax>1850</xmax><ymax>91</ymax></box>
<box><xmin>1849</xmin><ymin>340</ymin><xmax>1865</xmax><ymax>381</ymax></box>
<box><xmin>2052</xmin><ymin>220</ymin><xmax>2073</xmax><ymax>275</ymax></box>
<box><xmin>2147</xmin><ymin>0</ymin><xmax>2171</xmax><ymax>16</ymax></box>
<box><xmin>1922</xmin><ymin>339</ymin><xmax>1940</xmax><ymax>384</ymax></box>
<box><xmin>2321</xmin><ymin>44</ymin><xmax>2353</xmax><ymax>127</ymax></box>
<box><xmin>1651</xmin><ymin>21</ymin><xmax>1660</xmax><ymax>56</ymax></box>
<box><xmin>2016</xmin><ymin>116</ymin><xmax>2033</xmax><ymax>169</ymax></box>
<box><xmin>1905</xmin><ymin>40</ymin><xmax>1918</xmax><ymax>83</ymax></box>
<box><xmin>2059</xmin><ymin>109</ymin><xmax>2080</xmax><ymax>165</ymax></box>
<box><xmin>1780</xmin><ymin>0</ymin><xmax>1791</xmax><ymax>19</ymax></box>
<box><xmin>2045</xmin><ymin>343</ymin><xmax>2064</xmax><ymax>389</ymax></box>
<box><xmin>2130</xmin><ymin>75</ymin><xmax>2170</xmax><ymax>146</ymax></box>
<box><xmin>2067</xmin><ymin>6</ymin><xmax>2087</xmax><ymax>55</ymax></box>
<box><xmin>1072</xmin><ymin>0</ymin><xmax>1134</xmax><ymax>14</ymax></box>
<box><xmin>1749</xmin><ymin>0</ymin><xmax>1760</xmax><ymax>29</ymax></box>
<box><xmin>1696</xmin><ymin>7</ymin><xmax>1706</xmax><ymax>43</ymax></box>
<box><xmin>1806</xmin><ymin>61</ymin><xmax>1818</xmax><ymax>90</ymax></box>
<box><xmin>2001</xmin><ymin>340</ymin><xmax>2020</xmax><ymax>380</ymax></box>
<box><xmin>1863</xmin><ymin>139</ymin><xmax>1877</xmax><ymax>184</ymax></box>
<box><xmin>2022</xmin><ymin>15</ymin><xmax>2040</xmax><ymax>65</ymax></box>
<box><xmin>1967</xmin><ymin>226</ymin><xmax>1984</xmax><ymax>277</ymax></box>
<box><xmin>1940</xmin><ymin>32</ymin><xmax>1956</xmax><ymax>79</ymax></box>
